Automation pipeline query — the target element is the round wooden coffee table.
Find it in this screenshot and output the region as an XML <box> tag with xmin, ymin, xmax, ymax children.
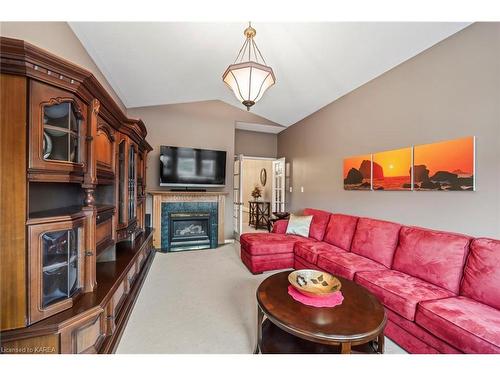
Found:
<box><xmin>254</xmin><ymin>271</ymin><xmax>386</xmax><ymax>354</ymax></box>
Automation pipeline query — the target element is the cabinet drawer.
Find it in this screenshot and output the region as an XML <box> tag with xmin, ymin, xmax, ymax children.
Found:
<box><xmin>59</xmin><ymin>309</ymin><xmax>106</xmax><ymax>353</ymax></box>
<box><xmin>127</xmin><ymin>264</ymin><xmax>138</xmax><ymax>289</ymax></box>
<box><xmin>137</xmin><ymin>252</ymin><xmax>144</xmax><ymax>270</ymax></box>
<box><xmin>96</xmin><ymin>217</ymin><xmax>113</xmax><ymax>251</ymax></box>
<box><xmin>75</xmin><ymin>314</ymin><xmax>105</xmax><ymax>353</ymax></box>
<box><xmin>104</xmin><ymin>300</ymin><xmax>115</xmax><ymax>336</ymax></box>
<box><xmin>113</xmin><ymin>279</ymin><xmax>127</xmax><ymax>315</ymax></box>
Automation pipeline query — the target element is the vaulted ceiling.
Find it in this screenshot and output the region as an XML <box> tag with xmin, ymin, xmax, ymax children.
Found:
<box><xmin>70</xmin><ymin>22</ymin><xmax>470</xmax><ymax>127</ymax></box>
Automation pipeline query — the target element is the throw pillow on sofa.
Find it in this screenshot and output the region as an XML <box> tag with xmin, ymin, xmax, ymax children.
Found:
<box><xmin>286</xmin><ymin>214</ymin><xmax>313</xmax><ymax>238</ymax></box>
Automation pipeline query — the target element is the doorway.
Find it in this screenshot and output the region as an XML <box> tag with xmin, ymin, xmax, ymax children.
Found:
<box><xmin>233</xmin><ymin>155</ymin><xmax>286</xmax><ymax>239</ymax></box>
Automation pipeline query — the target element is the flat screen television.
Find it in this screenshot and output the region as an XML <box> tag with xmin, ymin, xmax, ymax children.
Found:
<box><xmin>159</xmin><ymin>146</ymin><xmax>227</xmax><ymax>187</ymax></box>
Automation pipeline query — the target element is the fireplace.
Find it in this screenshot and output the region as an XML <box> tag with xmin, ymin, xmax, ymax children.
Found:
<box><xmin>160</xmin><ymin>201</ymin><xmax>219</xmax><ymax>251</ymax></box>
<box><xmin>169</xmin><ymin>212</ymin><xmax>211</xmax><ymax>251</ymax></box>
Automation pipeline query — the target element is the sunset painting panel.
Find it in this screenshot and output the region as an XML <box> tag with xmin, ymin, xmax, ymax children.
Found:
<box><xmin>343</xmin><ymin>154</ymin><xmax>372</xmax><ymax>190</ymax></box>
<box><xmin>413</xmin><ymin>136</ymin><xmax>475</xmax><ymax>191</ymax></box>
<box><xmin>373</xmin><ymin>147</ymin><xmax>412</xmax><ymax>190</ymax></box>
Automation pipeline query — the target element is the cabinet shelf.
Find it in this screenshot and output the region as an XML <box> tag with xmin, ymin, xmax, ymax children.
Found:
<box><xmin>42</xmin><ymin>255</ymin><xmax>78</xmax><ymax>272</ymax></box>
<box><xmin>28</xmin><ymin>205</ymin><xmax>86</xmax><ymax>225</ymax></box>
<box><xmin>28</xmin><ymin>205</ymin><xmax>116</xmax><ymax>224</ymax></box>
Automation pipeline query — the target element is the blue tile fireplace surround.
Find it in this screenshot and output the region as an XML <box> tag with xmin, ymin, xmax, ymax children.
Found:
<box><xmin>160</xmin><ymin>202</ymin><xmax>218</xmax><ymax>251</ymax></box>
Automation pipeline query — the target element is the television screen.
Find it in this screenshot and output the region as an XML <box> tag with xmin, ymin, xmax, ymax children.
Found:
<box><xmin>159</xmin><ymin>146</ymin><xmax>227</xmax><ymax>187</ymax></box>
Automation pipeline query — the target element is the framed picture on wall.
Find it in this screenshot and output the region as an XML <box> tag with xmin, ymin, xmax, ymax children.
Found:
<box><xmin>343</xmin><ymin>154</ymin><xmax>372</xmax><ymax>190</ymax></box>
<box><xmin>413</xmin><ymin>136</ymin><xmax>475</xmax><ymax>191</ymax></box>
<box><xmin>372</xmin><ymin>147</ymin><xmax>413</xmax><ymax>191</ymax></box>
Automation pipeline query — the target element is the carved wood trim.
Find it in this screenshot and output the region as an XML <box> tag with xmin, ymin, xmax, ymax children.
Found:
<box><xmin>83</xmin><ymin>99</ymin><xmax>99</xmax><ymax>188</ymax></box>
<box><xmin>97</xmin><ymin>121</ymin><xmax>116</xmax><ymax>142</ymax></box>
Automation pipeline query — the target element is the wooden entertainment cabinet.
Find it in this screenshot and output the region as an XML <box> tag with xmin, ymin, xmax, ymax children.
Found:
<box><xmin>0</xmin><ymin>37</ymin><xmax>154</xmax><ymax>353</ymax></box>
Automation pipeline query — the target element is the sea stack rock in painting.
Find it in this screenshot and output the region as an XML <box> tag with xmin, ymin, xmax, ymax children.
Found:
<box><xmin>344</xmin><ymin>168</ymin><xmax>363</xmax><ymax>184</ymax></box>
<box><xmin>431</xmin><ymin>171</ymin><xmax>459</xmax><ymax>184</ymax></box>
<box><xmin>357</xmin><ymin>160</ymin><xmax>382</xmax><ymax>180</ymax></box>
<box><xmin>343</xmin><ymin>156</ymin><xmax>372</xmax><ymax>190</ymax></box>
<box><xmin>413</xmin><ymin>165</ymin><xmax>430</xmax><ymax>183</ymax></box>
<box><xmin>372</xmin><ymin>162</ymin><xmax>384</xmax><ymax>179</ymax></box>
<box><xmin>413</xmin><ymin>136</ymin><xmax>475</xmax><ymax>191</ymax></box>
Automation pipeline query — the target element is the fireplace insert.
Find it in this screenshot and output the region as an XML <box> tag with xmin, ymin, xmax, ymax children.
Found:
<box><xmin>168</xmin><ymin>212</ymin><xmax>211</xmax><ymax>251</ymax></box>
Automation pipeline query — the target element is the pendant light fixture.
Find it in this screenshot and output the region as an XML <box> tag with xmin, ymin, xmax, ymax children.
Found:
<box><xmin>222</xmin><ymin>22</ymin><xmax>276</xmax><ymax>111</ymax></box>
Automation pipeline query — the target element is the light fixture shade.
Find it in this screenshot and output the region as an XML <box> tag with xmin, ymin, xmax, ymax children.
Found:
<box><xmin>223</xmin><ymin>62</ymin><xmax>276</xmax><ymax>110</ymax></box>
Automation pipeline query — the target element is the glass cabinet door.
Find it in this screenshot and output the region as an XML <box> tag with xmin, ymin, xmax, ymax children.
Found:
<box><xmin>118</xmin><ymin>140</ymin><xmax>127</xmax><ymax>225</ymax></box>
<box><xmin>41</xmin><ymin>226</ymin><xmax>81</xmax><ymax>308</ymax></box>
<box><xmin>29</xmin><ymin>81</ymin><xmax>87</xmax><ymax>176</ymax></box>
<box><xmin>42</xmin><ymin>230</ymin><xmax>69</xmax><ymax>307</ymax></box>
<box><xmin>42</xmin><ymin>101</ymin><xmax>82</xmax><ymax>163</ymax></box>
<box><xmin>29</xmin><ymin>218</ymin><xmax>85</xmax><ymax>324</ymax></box>
<box><xmin>128</xmin><ymin>145</ymin><xmax>137</xmax><ymax>221</ymax></box>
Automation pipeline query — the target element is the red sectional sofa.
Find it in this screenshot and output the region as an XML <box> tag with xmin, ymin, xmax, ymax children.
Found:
<box><xmin>239</xmin><ymin>208</ymin><xmax>500</xmax><ymax>354</ymax></box>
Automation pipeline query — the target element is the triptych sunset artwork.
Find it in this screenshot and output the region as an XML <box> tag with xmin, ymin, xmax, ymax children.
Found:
<box><xmin>343</xmin><ymin>136</ymin><xmax>475</xmax><ymax>191</ymax></box>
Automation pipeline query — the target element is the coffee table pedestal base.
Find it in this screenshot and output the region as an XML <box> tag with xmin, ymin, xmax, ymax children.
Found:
<box><xmin>256</xmin><ymin>319</ymin><xmax>384</xmax><ymax>354</ymax></box>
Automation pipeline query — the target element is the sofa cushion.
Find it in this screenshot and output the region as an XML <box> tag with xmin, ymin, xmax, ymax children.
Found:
<box><xmin>354</xmin><ymin>269</ymin><xmax>454</xmax><ymax>321</ymax></box>
<box><xmin>392</xmin><ymin>226</ymin><xmax>471</xmax><ymax>294</ymax></box>
<box><xmin>240</xmin><ymin>233</ymin><xmax>314</xmax><ymax>256</ymax></box>
<box><xmin>294</xmin><ymin>241</ymin><xmax>345</xmax><ymax>264</ymax></box>
<box><xmin>271</xmin><ymin>219</ymin><xmax>288</xmax><ymax>234</ymax></box>
<box><xmin>385</xmin><ymin>307</ymin><xmax>462</xmax><ymax>354</ymax></box>
<box><xmin>317</xmin><ymin>252</ymin><xmax>387</xmax><ymax>280</ymax></box>
<box><xmin>286</xmin><ymin>214</ymin><xmax>313</xmax><ymax>238</ymax></box>
<box><xmin>241</xmin><ymin>248</ymin><xmax>294</xmax><ymax>274</ymax></box>
<box><xmin>303</xmin><ymin>208</ymin><xmax>332</xmax><ymax>241</ymax></box>
<box><xmin>416</xmin><ymin>296</ymin><xmax>500</xmax><ymax>353</ymax></box>
<box><xmin>323</xmin><ymin>214</ymin><xmax>359</xmax><ymax>251</ymax></box>
<box><xmin>351</xmin><ymin>217</ymin><xmax>401</xmax><ymax>268</ymax></box>
<box><xmin>461</xmin><ymin>238</ymin><xmax>500</xmax><ymax>310</ymax></box>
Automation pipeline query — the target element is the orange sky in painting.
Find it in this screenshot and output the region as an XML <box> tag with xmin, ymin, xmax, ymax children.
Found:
<box><xmin>343</xmin><ymin>155</ymin><xmax>371</xmax><ymax>178</ymax></box>
<box><xmin>373</xmin><ymin>148</ymin><xmax>412</xmax><ymax>177</ymax></box>
<box><xmin>414</xmin><ymin>137</ymin><xmax>474</xmax><ymax>176</ymax></box>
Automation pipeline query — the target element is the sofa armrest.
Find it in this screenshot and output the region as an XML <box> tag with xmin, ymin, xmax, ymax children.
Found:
<box><xmin>272</xmin><ymin>219</ymin><xmax>289</xmax><ymax>234</ymax></box>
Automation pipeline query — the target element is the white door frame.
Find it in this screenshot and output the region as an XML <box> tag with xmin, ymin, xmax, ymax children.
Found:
<box><xmin>233</xmin><ymin>154</ymin><xmax>243</xmax><ymax>240</ymax></box>
<box><xmin>272</xmin><ymin>157</ymin><xmax>286</xmax><ymax>213</ymax></box>
<box><xmin>236</xmin><ymin>155</ymin><xmax>286</xmax><ymax>236</ymax></box>
<box><xmin>241</xmin><ymin>156</ymin><xmax>277</xmax><ymax>161</ymax></box>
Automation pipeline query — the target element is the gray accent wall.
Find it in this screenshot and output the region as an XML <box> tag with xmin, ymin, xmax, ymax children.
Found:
<box><xmin>278</xmin><ymin>23</ymin><xmax>500</xmax><ymax>238</ymax></box>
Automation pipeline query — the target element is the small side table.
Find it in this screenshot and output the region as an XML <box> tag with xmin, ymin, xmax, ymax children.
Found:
<box><xmin>248</xmin><ymin>201</ymin><xmax>271</xmax><ymax>230</ymax></box>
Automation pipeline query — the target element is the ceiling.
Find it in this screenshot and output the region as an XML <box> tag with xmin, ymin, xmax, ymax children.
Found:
<box><xmin>70</xmin><ymin>22</ymin><xmax>470</xmax><ymax>127</ymax></box>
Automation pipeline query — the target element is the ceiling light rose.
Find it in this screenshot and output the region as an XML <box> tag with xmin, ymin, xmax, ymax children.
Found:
<box><xmin>223</xmin><ymin>22</ymin><xmax>276</xmax><ymax>111</ymax></box>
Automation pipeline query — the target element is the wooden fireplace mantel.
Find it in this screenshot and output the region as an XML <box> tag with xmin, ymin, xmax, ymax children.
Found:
<box><xmin>148</xmin><ymin>190</ymin><xmax>228</xmax><ymax>249</ymax></box>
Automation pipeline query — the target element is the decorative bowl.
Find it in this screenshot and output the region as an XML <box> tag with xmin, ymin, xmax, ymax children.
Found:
<box><xmin>288</xmin><ymin>269</ymin><xmax>341</xmax><ymax>298</ymax></box>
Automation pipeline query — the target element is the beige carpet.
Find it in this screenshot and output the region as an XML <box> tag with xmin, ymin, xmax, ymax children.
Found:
<box><xmin>116</xmin><ymin>243</ymin><xmax>406</xmax><ymax>354</ymax></box>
